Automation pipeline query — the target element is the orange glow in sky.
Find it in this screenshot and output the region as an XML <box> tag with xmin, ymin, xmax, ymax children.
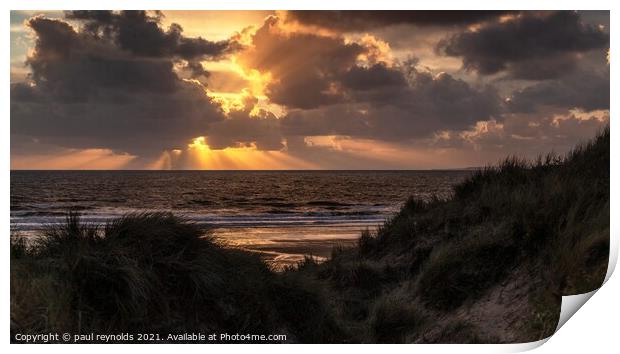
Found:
<box><xmin>10</xmin><ymin>148</ymin><xmax>136</xmax><ymax>170</ymax></box>
<box><xmin>9</xmin><ymin>10</ymin><xmax>610</xmax><ymax>170</ymax></box>
<box><xmin>147</xmin><ymin>137</ymin><xmax>317</xmax><ymax>170</ymax></box>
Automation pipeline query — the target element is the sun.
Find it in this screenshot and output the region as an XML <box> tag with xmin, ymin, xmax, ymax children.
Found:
<box><xmin>148</xmin><ymin>136</ymin><xmax>315</xmax><ymax>170</ymax></box>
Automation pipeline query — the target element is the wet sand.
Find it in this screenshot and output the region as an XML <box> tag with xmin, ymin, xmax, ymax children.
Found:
<box><xmin>212</xmin><ymin>224</ymin><xmax>372</xmax><ymax>269</ymax></box>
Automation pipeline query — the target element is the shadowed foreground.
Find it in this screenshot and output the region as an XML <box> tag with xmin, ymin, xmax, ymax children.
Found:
<box><xmin>10</xmin><ymin>213</ymin><xmax>342</xmax><ymax>343</ymax></box>
<box><xmin>11</xmin><ymin>128</ymin><xmax>609</xmax><ymax>343</ymax></box>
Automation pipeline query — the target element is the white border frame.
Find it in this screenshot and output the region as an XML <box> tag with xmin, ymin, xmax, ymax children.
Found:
<box><xmin>3</xmin><ymin>2</ymin><xmax>616</xmax><ymax>353</ymax></box>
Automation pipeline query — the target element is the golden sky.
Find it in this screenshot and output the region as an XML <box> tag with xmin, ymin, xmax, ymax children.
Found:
<box><xmin>10</xmin><ymin>10</ymin><xmax>610</xmax><ymax>169</ymax></box>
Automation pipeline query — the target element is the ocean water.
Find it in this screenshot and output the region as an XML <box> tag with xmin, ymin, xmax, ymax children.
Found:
<box><xmin>11</xmin><ymin>170</ymin><xmax>471</xmax><ymax>266</ymax></box>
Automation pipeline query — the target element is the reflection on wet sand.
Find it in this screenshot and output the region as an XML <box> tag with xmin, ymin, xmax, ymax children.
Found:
<box><xmin>213</xmin><ymin>225</ymin><xmax>366</xmax><ymax>269</ymax></box>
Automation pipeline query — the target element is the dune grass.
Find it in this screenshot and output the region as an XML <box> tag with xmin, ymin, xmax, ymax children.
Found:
<box><xmin>290</xmin><ymin>126</ymin><xmax>609</xmax><ymax>343</ymax></box>
<box><xmin>10</xmin><ymin>212</ymin><xmax>342</xmax><ymax>343</ymax></box>
<box><xmin>11</xmin><ymin>127</ymin><xmax>609</xmax><ymax>343</ymax></box>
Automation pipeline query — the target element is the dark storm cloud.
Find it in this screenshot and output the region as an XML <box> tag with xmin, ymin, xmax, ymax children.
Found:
<box><xmin>286</xmin><ymin>10</ymin><xmax>514</xmax><ymax>31</ymax></box>
<box><xmin>204</xmin><ymin>94</ymin><xmax>285</xmax><ymax>151</ymax></box>
<box><xmin>240</xmin><ymin>16</ymin><xmax>500</xmax><ymax>118</ymax></box>
<box><xmin>432</xmin><ymin>110</ymin><xmax>609</xmax><ymax>162</ymax></box>
<box><xmin>340</xmin><ymin>63</ymin><xmax>407</xmax><ymax>91</ymax></box>
<box><xmin>186</xmin><ymin>60</ymin><xmax>210</xmax><ymax>80</ymax></box>
<box><xmin>11</xmin><ymin>14</ymin><xmax>228</xmax><ymax>156</ymax></box>
<box><xmin>25</xmin><ymin>17</ymin><xmax>178</xmax><ymax>101</ymax></box>
<box><xmin>235</xmin><ymin>16</ymin><xmax>502</xmax><ymax>143</ymax></box>
<box><xmin>507</xmin><ymin>68</ymin><xmax>610</xmax><ymax>113</ymax></box>
<box><xmin>237</xmin><ymin>16</ymin><xmax>365</xmax><ymax>109</ymax></box>
<box><xmin>438</xmin><ymin>11</ymin><xmax>609</xmax><ymax>79</ymax></box>
<box><xmin>13</xmin><ymin>10</ymin><xmax>609</xmax><ymax>162</ymax></box>
<box><xmin>64</xmin><ymin>10</ymin><xmax>237</xmax><ymax>84</ymax></box>
<box><xmin>11</xmin><ymin>81</ymin><xmax>225</xmax><ymax>156</ymax></box>
<box><xmin>65</xmin><ymin>11</ymin><xmax>235</xmax><ymax>61</ymax></box>
<box><xmin>26</xmin><ymin>16</ymin><xmax>76</xmax><ymax>57</ymax></box>
<box><xmin>282</xmin><ymin>65</ymin><xmax>501</xmax><ymax>141</ymax></box>
<box><xmin>207</xmin><ymin>112</ymin><xmax>284</xmax><ymax>151</ymax></box>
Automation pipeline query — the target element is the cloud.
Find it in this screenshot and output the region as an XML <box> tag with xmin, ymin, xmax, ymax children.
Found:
<box><xmin>431</xmin><ymin>109</ymin><xmax>609</xmax><ymax>161</ymax></box>
<box><xmin>285</xmin><ymin>10</ymin><xmax>514</xmax><ymax>31</ymax></box>
<box><xmin>64</xmin><ymin>10</ymin><xmax>239</xmax><ymax>84</ymax></box>
<box><xmin>24</xmin><ymin>17</ymin><xmax>179</xmax><ymax>100</ymax></box>
<box><xmin>340</xmin><ymin>63</ymin><xmax>407</xmax><ymax>91</ymax></box>
<box><xmin>10</xmin><ymin>11</ymin><xmax>610</xmax><ymax>168</ymax></box>
<box><xmin>282</xmin><ymin>64</ymin><xmax>501</xmax><ymax>142</ymax></box>
<box><xmin>238</xmin><ymin>16</ymin><xmax>501</xmax><ymax>139</ymax></box>
<box><xmin>226</xmin><ymin>15</ymin><xmax>505</xmax><ymax>148</ymax></box>
<box><xmin>65</xmin><ymin>11</ymin><xmax>235</xmax><ymax>62</ymax></box>
<box><xmin>236</xmin><ymin>16</ymin><xmax>365</xmax><ymax>109</ymax></box>
<box><xmin>11</xmin><ymin>82</ymin><xmax>224</xmax><ymax>156</ymax></box>
<box><xmin>11</xmin><ymin>14</ymin><xmax>229</xmax><ymax>156</ymax></box>
<box><xmin>205</xmin><ymin>93</ymin><xmax>285</xmax><ymax>150</ymax></box>
<box><xmin>507</xmin><ymin>68</ymin><xmax>610</xmax><ymax>113</ymax></box>
<box><xmin>438</xmin><ymin>11</ymin><xmax>609</xmax><ymax>79</ymax></box>
<box><xmin>10</xmin><ymin>135</ymin><xmax>137</xmax><ymax>169</ymax></box>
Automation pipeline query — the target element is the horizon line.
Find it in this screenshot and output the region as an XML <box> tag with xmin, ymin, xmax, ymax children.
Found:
<box><xmin>10</xmin><ymin>168</ymin><xmax>483</xmax><ymax>172</ymax></box>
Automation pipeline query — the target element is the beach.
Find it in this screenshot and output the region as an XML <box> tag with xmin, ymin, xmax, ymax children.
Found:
<box><xmin>11</xmin><ymin>170</ymin><xmax>470</xmax><ymax>267</ymax></box>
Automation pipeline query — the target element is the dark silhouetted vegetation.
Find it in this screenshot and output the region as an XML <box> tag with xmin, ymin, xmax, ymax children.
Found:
<box><xmin>11</xmin><ymin>128</ymin><xmax>609</xmax><ymax>343</ymax></box>
<box><xmin>290</xmin><ymin>126</ymin><xmax>609</xmax><ymax>343</ymax></box>
<box><xmin>10</xmin><ymin>212</ymin><xmax>342</xmax><ymax>343</ymax></box>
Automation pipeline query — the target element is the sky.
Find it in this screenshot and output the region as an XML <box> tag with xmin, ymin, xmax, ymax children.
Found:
<box><xmin>10</xmin><ymin>10</ymin><xmax>610</xmax><ymax>170</ymax></box>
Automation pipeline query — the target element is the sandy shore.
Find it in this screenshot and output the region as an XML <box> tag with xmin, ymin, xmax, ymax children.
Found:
<box><xmin>212</xmin><ymin>225</ymin><xmax>368</xmax><ymax>269</ymax></box>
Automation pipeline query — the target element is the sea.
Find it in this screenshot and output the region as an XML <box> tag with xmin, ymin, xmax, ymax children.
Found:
<box><xmin>10</xmin><ymin>170</ymin><xmax>471</xmax><ymax>267</ymax></box>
